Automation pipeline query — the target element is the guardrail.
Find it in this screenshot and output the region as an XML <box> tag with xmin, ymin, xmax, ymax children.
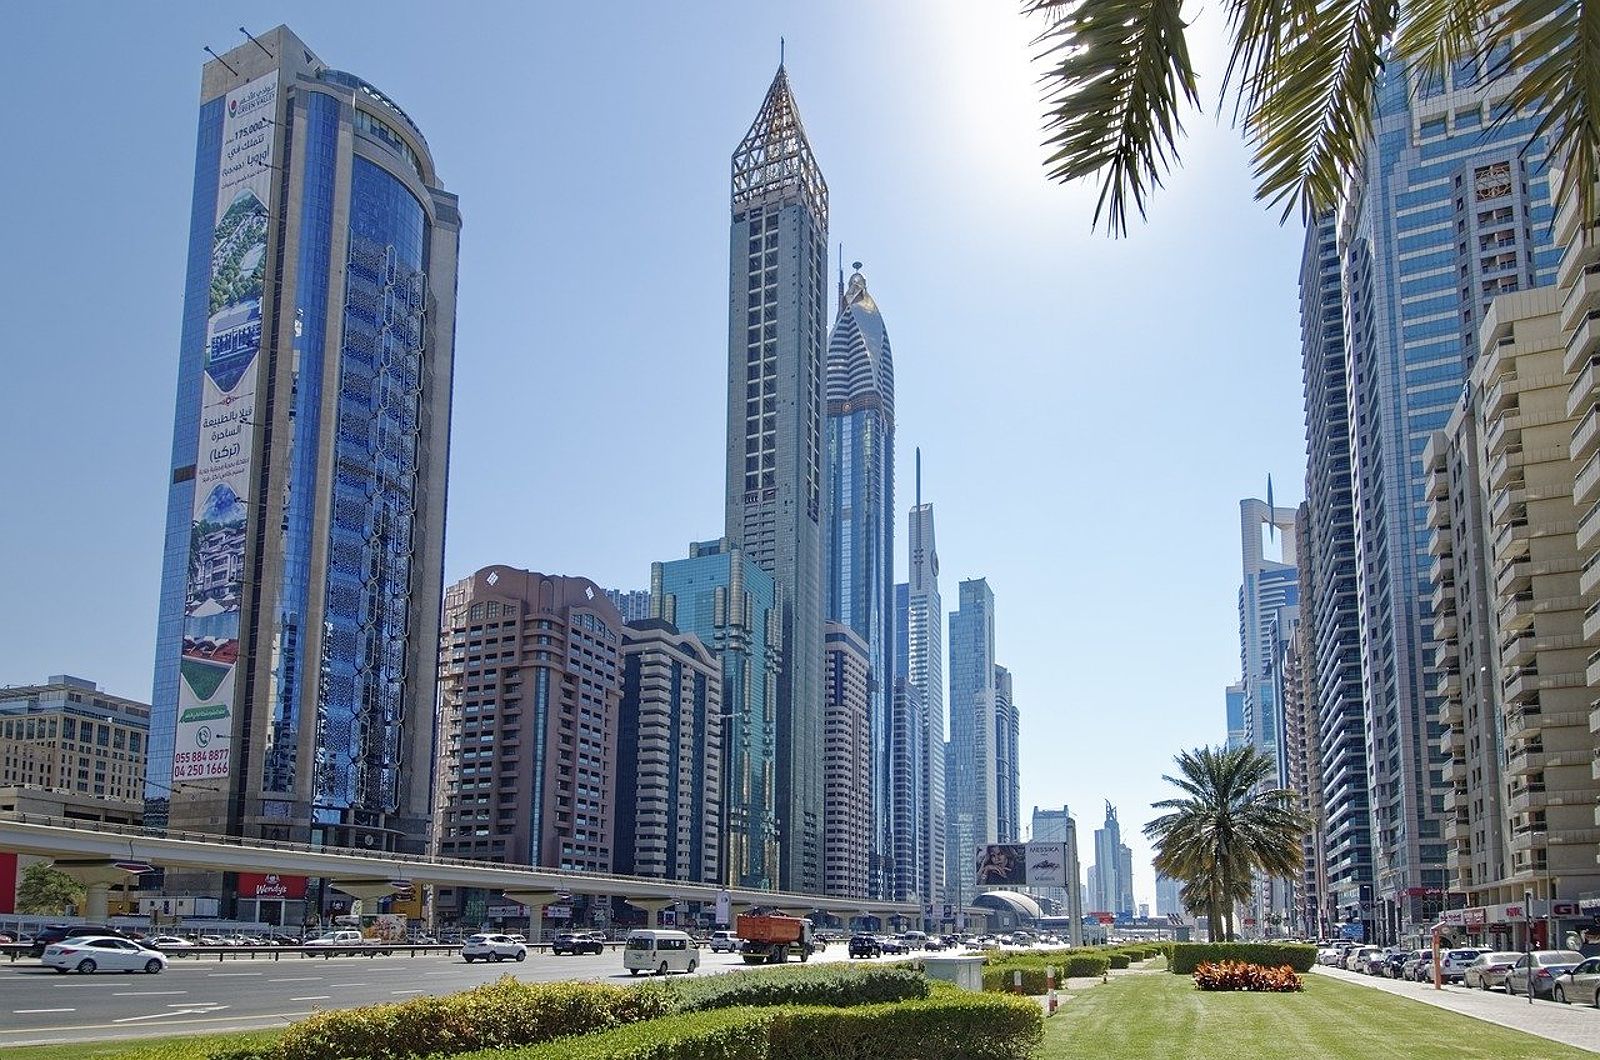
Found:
<box><xmin>0</xmin><ymin>941</ymin><xmax>639</xmax><ymax>964</ymax></box>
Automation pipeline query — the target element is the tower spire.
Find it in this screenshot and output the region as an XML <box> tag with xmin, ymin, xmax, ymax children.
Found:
<box><xmin>916</xmin><ymin>447</ymin><xmax>922</xmax><ymax>509</ymax></box>
<box><xmin>838</xmin><ymin>243</ymin><xmax>846</xmax><ymax>315</ymax></box>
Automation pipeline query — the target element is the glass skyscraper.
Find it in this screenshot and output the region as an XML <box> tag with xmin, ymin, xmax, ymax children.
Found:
<box><xmin>946</xmin><ymin>577</ymin><xmax>997</xmax><ymax>909</ymax></box>
<box><xmin>825</xmin><ymin>264</ymin><xmax>896</xmax><ymax>898</ymax></box>
<box><xmin>147</xmin><ymin>25</ymin><xmax>460</xmax><ymax>853</ymax></box>
<box><xmin>905</xmin><ymin>471</ymin><xmax>946</xmax><ymax>908</ymax></box>
<box><xmin>1340</xmin><ymin>53</ymin><xmax>1556</xmax><ymax>935</ymax></box>
<box><xmin>722</xmin><ymin>64</ymin><xmax>830</xmax><ymax>892</ymax></box>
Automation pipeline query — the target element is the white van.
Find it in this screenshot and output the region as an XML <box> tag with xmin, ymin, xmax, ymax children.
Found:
<box><xmin>624</xmin><ymin>929</ymin><xmax>700</xmax><ymax>975</ymax></box>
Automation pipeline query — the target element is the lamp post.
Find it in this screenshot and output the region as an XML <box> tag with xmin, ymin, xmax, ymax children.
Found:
<box><xmin>1525</xmin><ymin>887</ymin><xmax>1535</xmax><ymax>1005</ymax></box>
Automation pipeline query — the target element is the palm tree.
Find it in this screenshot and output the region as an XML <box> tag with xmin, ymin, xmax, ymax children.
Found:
<box><xmin>1022</xmin><ymin>0</ymin><xmax>1600</xmax><ymax>235</ymax></box>
<box><xmin>1144</xmin><ymin>745</ymin><xmax>1309</xmax><ymax>942</ymax></box>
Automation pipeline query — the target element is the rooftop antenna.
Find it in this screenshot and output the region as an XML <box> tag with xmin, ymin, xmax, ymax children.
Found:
<box><xmin>916</xmin><ymin>447</ymin><xmax>922</xmax><ymax>509</ymax></box>
<box><xmin>837</xmin><ymin>243</ymin><xmax>845</xmax><ymax>313</ymax></box>
<box><xmin>1266</xmin><ymin>473</ymin><xmax>1276</xmax><ymax>540</ymax></box>
<box><xmin>239</xmin><ymin>27</ymin><xmax>274</xmax><ymax>58</ymax></box>
<box><xmin>780</xmin><ymin>37</ymin><xmax>785</xmax><ymax>67</ymax></box>
<box><xmin>203</xmin><ymin>45</ymin><xmax>238</xmax><ymax>76</ymax></box>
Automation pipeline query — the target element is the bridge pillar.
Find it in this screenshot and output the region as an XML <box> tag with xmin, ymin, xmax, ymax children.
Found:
<box><xmin>52</xmin><ymin>860</ymin><xmax>142</xmax><ymax>920</ymax></box>
<box><xmin>501</xmin><ymin>890</ymin><xmax>563</xmax><ymax>944</ymax></box>
<box><xmin>624</xmin><ymin>897</ymin><xmax>677</xmax><ymax>929</ymax></box>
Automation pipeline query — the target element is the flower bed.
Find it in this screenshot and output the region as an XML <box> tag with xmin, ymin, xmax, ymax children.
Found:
<box><xmin>1192</xmin><ymin>960</ymin><xmax>1303</xmax><ymax>992</ymax></box>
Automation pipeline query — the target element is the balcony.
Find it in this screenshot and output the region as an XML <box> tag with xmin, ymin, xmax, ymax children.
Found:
<box><xmin>1509</xmin><ymin>787</ymin><xmax>1550</xmax><ymax>815</ymax></box>
<box><xmin>1491</xmin><ymin>485</ymin><xmax>1528</xmax><ymax>525</ymax></box>
<box><xmin>1488</xmin><ymin>445</ymin><xmax>1526</xmax><ymax>490</ymax></box>
<box><xmin>1485</xmin><ymin>372</ymin><xmax>1521</xmax><ymax>418</ymax></box>
<box><xmin>1502</xmin><ymin>666</ymin><xmax>1543</xmax><ymax>703</ymax></box>
<box><xmin>1564</xmin><ymin>308</ymin><xmax>1600</xmax><ymax>377</ymax></box>
<box><xmin>1590</xmin><ymin>647</ymin><xmax>1600</xmax><ymax>688</ymax></box>
<box><xmin>1499</xmin><ymin>590</ymin><xmax>1537</xmax><ymax>631</ymax></box>
<box><xmin>1438</xmin><ymin>723</ymin><xmax>1465</xmax><ymax>756</ymax></box>
<box><xmin>1501</xmin><ymin>628</ymin><xmax>1538</xmax><ymax>667</ymax></box>
<box><xmin>1586</xmin><ymin>597</ymin><xmax>1600</xmax><ymax>644</ymax></box>
<box><xmin>1493</xmin><ymin>519</ymin><xmax>1532</xmax><ymax>561</ymax></box>
<box><xmin>1486</xmin><ymin>410</ymin><xmax>1524</xmax><ymax>455</ymax></box>
<box><xmin>1498</xmin><ymin>555</ymin><xmax>1534</xmax><ymax>597</ymax></box>
<box><xmin>1578</xmin><ymin>500</ymin><xmax>1600</xmax><ymax>554</ymax></box>
<box><xmin>1575</xmin><ymin>403</ymin><xmax>1600</xmax><ymax>464</ymax></box>
<box><xmin>1562</xmin><ymin>261</ymin><xmax>1600</xmax><ymax>335</ymax></box>
<box><xmin>1436</xmin><ymin>670</ymin><xmax>1463</xmax><ymax>700</ymax></box>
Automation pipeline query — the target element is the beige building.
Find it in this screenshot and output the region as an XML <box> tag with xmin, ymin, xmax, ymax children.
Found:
<box><xmin>823</xmin><ymin>622</ymin><xmax>871</xmax><ymax>898</ymax></box>
<box><xmin>0</xmin><ymin>676</ymin><xmax>148</xmax><ymax>806</ymax></box>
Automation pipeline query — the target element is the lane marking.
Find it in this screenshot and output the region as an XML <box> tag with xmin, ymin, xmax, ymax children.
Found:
<box><xmin>206</xmin><ymin>972</ymin><xmax>263</xmax><ymax>977</ymax></box>
<box><xmin>113</xmin><ymin>1005</ymin><xmax>227</xmax><ymax>1024</ymax></box>
<box><xmin>289</xmin><ymin>995</ymin><xmax>331</xmax><ymax>1002</ymax></box>
<box><xmin>391</xmin><ymin>989</ymin><xmax>427</xmax><ymax>995</ymax></box>
<box><xmin>329</xmin><ymin>983</ymin><xmax>365</xmax><ymax>988</ymax></box>
<box><xmin>112</xmin><ymin>991</ymin><xmax>187</xmax><ymax>996</ymax></box>
<box><xmin>268</xmin><ymin>977</ymin><xmax>321</xmax><ymax>983</ymax></box>
<box><xmin>13</xmin><ymin>1008</ymin><xmax>75</xmax><ymax>1014</ymax></box>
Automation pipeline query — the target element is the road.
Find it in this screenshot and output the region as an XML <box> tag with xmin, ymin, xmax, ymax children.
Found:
<box><xmin>0</xmin><ymin>945</ymin><xmax>878</xmax><ymax>1048</ymax></box>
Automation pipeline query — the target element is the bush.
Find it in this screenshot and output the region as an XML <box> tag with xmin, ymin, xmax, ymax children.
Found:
<box><xmin>1192</xmin><ymin>961</ymin><xmax>1303</xmax><ymax>992</ymax></box>
<box><xmin>1168</xmin><ymin>943</ymin><xmax>1317</xmax><ymax>975</ymax></box>
<box><xmin>467</xmin><ymin>1007</ymin><xmax>776</xmax><ymax>1060</ymax></box>
<box><xmin>768</xmin><ymin>994</ymin><xmax>1043</xmax><ymax>1060</ymax></box>
<box><xmin>1106</xmin><ymin>953</ymin><xmax>1131</xmax><ymax>969</ymax></box>
<box><xmin>657</xmin><ymin>963</ymin><xmax>928</xmax><ymax>1013</ymax></box>
<box><xmin>983</xmin><ymin>965</ymin><xmax>1050</xmax><ymax>994</ymax></box>
<box><xmin>274</xmin><ymin>977</ymin><xmax>664</xmax><ymax>1060</ymax></box>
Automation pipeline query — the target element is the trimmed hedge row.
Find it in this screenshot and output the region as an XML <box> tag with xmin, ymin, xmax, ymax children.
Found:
<box><xmin>274</xmin><ymin>979</ymin><xmax>662</xmax><ymax>1060</ymax></box>
<box><xmin>658</xmin><ymin>963</ymin><xmax>929</xmax><ymax>1012</ymax></box>
<box><xmin>473</xmin><ymin>994</ymin><xmax>1043</xmax><ymax>1060</ymax></box>
<box><xmin>1168</xmin><ymin>943</ymin><xmax>1317</xmax><ymax>975</ymax></box>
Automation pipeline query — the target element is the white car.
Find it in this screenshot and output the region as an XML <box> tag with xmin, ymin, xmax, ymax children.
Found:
<box><xmin>144</xmin><ymin>935</ymin><xmax>195</xmax><ymax>954</ymax></box>
<box><xmin>43</xmin><ymin>935</ymin><xmax>168</xmax><ymax>975</ymax></box>
<box><xmin>461</xmin><ymin>933</ymin><xmax>526</xmax><ymax>963</ymax></box>
<box><xmin>708</xmin><ymin>930</ymin><xmax>738</xmax><ymax>953</ymax></box>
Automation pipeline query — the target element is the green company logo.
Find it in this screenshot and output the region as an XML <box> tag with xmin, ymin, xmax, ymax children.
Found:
<box><xmin>180</xmin><ymin>705</ymin><xmax>230</xmax><ymax>724</ymax></box>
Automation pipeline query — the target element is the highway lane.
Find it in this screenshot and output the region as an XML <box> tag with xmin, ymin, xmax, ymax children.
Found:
<box><xmin>0</xmin><ymin>945</ymin><xmax>876</xmax><ymax>1048</ymax></box>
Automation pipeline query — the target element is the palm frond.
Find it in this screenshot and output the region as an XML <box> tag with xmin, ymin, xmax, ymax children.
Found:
<box><xmin>1244</xmin><ymin>0</ymin><xmax>1400</xmax><ymax>221</ymax></box>
<box><xmin>1026</xmin><ymin>0</ymin><xmax>1202</xmax><ymax>235</ymax></box>
<box><xmin>1219</xmin><ymin>0</ymin><xmax>1322</xmax><ymax>124</ymax></box>
<box><xmin>1391</xmin><ymin>0</ymin><xmax>1492</xmax><ymax>89</ymax></box>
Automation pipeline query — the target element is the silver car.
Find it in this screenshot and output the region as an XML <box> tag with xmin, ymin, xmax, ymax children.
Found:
<box><xmin>1504</xmin><ymin>950</ymin><xmax>1585</xmax><ymax>998</ymax></box>
<box><xmin>1438</xmin><ymin>947</ymin><xmax>1486</xmax><ymax>983</ymax></box>
<box><xmin>1553</xmin><ymin>956</ymin><xmax>1600</xmax><ymax>1006</ymax></box>
<box><xmin>1464</xmin><ymin>951</ymin><xmax>1522</xmax><ymax>991</ymax></box>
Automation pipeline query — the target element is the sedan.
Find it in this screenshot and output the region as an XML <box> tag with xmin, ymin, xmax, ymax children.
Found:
<box><xmin>1504</xmin><ymin>950</ymin><xmax>1586</xmax><ymax>998</ymax></box>
<box><xmin>1403</xmin><ymin>953</ymin><xmax>1433</xmax><ymax>982</ymax></box>
<box><xmin>1554</xmin><ymin>957</ymin><xmax>1600</xmax><ymax>1006</ymax></box>
<box><xmin>1464</xmin><ymin>951</ymin><xmax>1523</xmax><ymax>991</ymax></box>
<box><xmin>461</xmin><ymin>933</ymin><xmax>527</xmax><ymax>963</ymax></box>
<box><xmin>43</xmin><ymin>936</ymin><xmax>168</xmax><ymax>975</ymax></box>
<box><xmin>551</xmin><ymin>931</ymin><xmax>604</xmax><ymax>956</ymax></box>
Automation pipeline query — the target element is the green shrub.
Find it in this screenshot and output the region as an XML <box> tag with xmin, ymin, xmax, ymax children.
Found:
<box><xmin>768</xmin><ymin>994</ymin><xmax>1042</xmax><ymax>1060</ymax></box>
<box><xmin>468</xmin><ymin>1007</ymin><xmax>776</xmax><ymax>1060</ymax></box>
<box><xmin>274</xmin><ymin>977</ymin><xmax>664</xmax><ymax>1060</ymax></box>
<box><xmin>983</xmin><ymin>965</ymin><xmax>1050</xmax><ymax>994</ymax></box>
<box><xmin>656</xmin><ymin>963</ymin><xmax>929</xmax><ymax>1013</ymax></box>
<box><xmin>1168</xmin><ymin>942</ymin><xmax>1317</xmax><ymax>974</ymax></box>
<box><xmin>1106</xmin><ymin>953</ymin><xmax>1131</xmax><ymax>969</ymax></box>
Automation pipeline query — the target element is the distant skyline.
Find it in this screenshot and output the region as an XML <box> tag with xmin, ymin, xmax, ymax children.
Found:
<box><xmin>0</xmin><ymin>2</ymin><xmax>1306</xmax><ymax>908</ymax></box>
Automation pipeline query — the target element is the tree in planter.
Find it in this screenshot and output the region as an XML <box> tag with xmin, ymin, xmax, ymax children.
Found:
<box><xmin>1144</xmin><ymin>745</ymin><xmax>1308</xmax><ymax>942</ymax></box>
<box><xmin>16</xmin><ymin>862</ymin><xmax>84</xmax><ymax>916</ymax></box>
<box><xmin>1021</xmin><ymin>0</ymin><xmax>1600</xmax><ymax>236</ymax></box>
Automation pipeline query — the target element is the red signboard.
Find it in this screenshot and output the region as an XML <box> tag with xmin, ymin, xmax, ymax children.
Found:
<box><xmin>236</xmin><ymin>872</ymin><xmax>307</xmax><ymax>899</ymax></box>
<box><xmin>0</xmin><ymin>852</ymin><xmax>17</xmax><ymax>915</ymax></box>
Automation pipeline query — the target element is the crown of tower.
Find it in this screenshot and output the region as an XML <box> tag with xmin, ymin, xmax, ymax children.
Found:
<box><xmin>731</xmin><ymin>65</ymin><xmax>828</xmax><ymax>226</ymax></box>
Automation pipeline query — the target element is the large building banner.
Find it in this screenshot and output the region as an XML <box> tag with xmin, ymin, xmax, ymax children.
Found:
<box><xmin>1025</xmin><ymin>842</ymin><xmax>1068</xmax><ymax>888</ymax></box>
<box><xmin>175</xmin><ymin>71</ymin><xmax>279</xmax><ymax>783</ymax></box>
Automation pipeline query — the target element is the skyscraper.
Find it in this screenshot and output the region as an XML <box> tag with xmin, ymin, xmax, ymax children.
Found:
<box><xmin>1298</xmin><ymin>209</ymin><xmax>1374</xmax><ymax>941</ymax></box>
<box><xmin>1224</xmin><ymin>682</ymin><xmax>1247</xmax><ymax>751</ymax></box>
<box><xmin>1235</xmin><ymin>498</ymin><xmax>1299</xmax><ymax>775</ymax></box>
<box><xmin>1029</xmin><ymin>805</ymin><xmax>1083</xmax><ymax>942</ymax></box>
<box><xmin>822</xmin><ymin>622</ymin><xmax>871</xmax><ymax>897</ymax></box>
<box><xmin>723</xmin><ymin>63</ymin><xmax>829</xmax><ymax>893</ymax></box>
<box><xmin>905</xmin><ymin>457</ymin><xmax>945</xmax><ymax>906</ymax></box>
<box><xmin>148</xmin><ymin>26</ymin><xmax>460</xmax><ymax>852</ymax></box>
<box><xmin>652</xmin><ymin>540</ymin><xmax>779</xmax><ymax>888</ymax></box>
<box><xmin>891</xmin><ymin>585</ymin><xmax>925</xmax><ymax>904</ymax></box>
<box><xmin>605</xmin><ymin>589</ymin><xmax>654</xmax><ymax>623</ymax></box>
<box><xmin>1090</xmin><ymin>802</ymin><xmax>1126</xmax><ymax>915</ymax></box>
<box><xmin>825</xmin><ymin>263</ymin><xmax>896</xmax><ymax>898</ymax></box>
<box><xmin>994</xmin><ymin>665</ymin><xmax>1019</xmax><ymax>843</ymax></box>
<box><xmin>946</xmin><ymin>577</ymin><xmax>997</xmax><ymax>908</ymax></box>
<box><xmin>1155</xmin><ymin>872</ymin><xmax>1182</xmax><ymax>918</ymax></box>
<box><xmin>1340</xmin><ymin>54</ymin><xmax>1557</xmax><ymax>935</ymax></box>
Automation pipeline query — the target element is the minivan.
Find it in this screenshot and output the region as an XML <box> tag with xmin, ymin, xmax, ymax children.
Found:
<box><xmin>624</xmin><ymin>929</ymin><xmax>700</xmax><ymax>975</ymax></box>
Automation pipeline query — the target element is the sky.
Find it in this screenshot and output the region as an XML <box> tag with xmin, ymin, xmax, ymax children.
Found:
<box><xmin>0</xmin><ymin>2</ymin><xmax>1307</xmax><ymax>908</ymax></box>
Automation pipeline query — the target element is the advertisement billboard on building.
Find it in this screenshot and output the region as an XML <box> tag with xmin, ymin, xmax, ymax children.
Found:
<box><xmin>174</xmin><ymin>71</ymin><xmax>279</xmax><ymax>783</ymax></box>
<box><xmin>1025</xmin><ymin>842</ymin><xmax>1068</xmax><ymax>887</ymax></box>
<box><xmin>236</xmin><ymin>872</ymin><xmax>308</xmax><ymax>900</ymax></box>
<box><xmin>976</xmin><ymin>844</ymin><xmax>1027</xmax><ymax>886</ymax></box>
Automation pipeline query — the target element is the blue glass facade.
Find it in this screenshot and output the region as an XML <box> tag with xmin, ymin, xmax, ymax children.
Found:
<box><xmin>653</xmin><ymin>542</ymin><xmax>778</xmax><ymax>888</ymax></box>
<box><xmin>1343</xmin><ymin>55</ymin><xmax>1556</xmax><ymax>928</ymax></box>
<box><xmin>147</xmin><ymin>95</ymin><xmax>224</xmax><ymax>820</ymax></box>
<box><xmin>945</xmin><ymin>577</ymin><xmax>996</xmax><ymax>908</ymax></box>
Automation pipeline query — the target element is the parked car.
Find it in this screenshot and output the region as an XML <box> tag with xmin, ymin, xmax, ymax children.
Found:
<box><xmin>1464</xmin><ymin>951</ymin><xmax>1523</xmax><ymax>991</ymax></box>
<box><xmin>1504</xmin><ymin>950</ymin><xmax>1586</xmax><ymax>998</ymax></box>
<box><xmin>1402</xmin><ymin>952</ymin><xmax>1433</xmax><ymax>981</ymax></box>
<box><xmin>143</xmin><ymin>935</ymin><xmax>195</xmax><ymax>954</ymax></box>
<box><xmin>849</xmin><ymin>934</ymin><xmax>883</xmax><ymax>959</ymax></box>
<box><xmin>42</xmin><ymin>935</ymin><xmax>168</xmax><ymax>975</ymax></box>
<box><xmin>551</xmin><ymin>931</ymin><xmax>604</xmax><ymax>956</ymax></box>
<box><xmin>1437</xmin><ymin>948</ymin><xmax>1486</xmax><ymax>983</ymax></box>
<box><xmin>27</xmin><ymin>924</ymin><xmax>134</xmax><ymax>959</ymax></box>
<box><xmin>708</xmin><ymin>930</ymin><xmax>739</xmax><ymax>953</ymax></box>
<box><xmin>461</xmin><ymin>933</ymin><xmax>527</xmax><ymax>963</ymax></box>
<box><xmin>1362</xmin><ymin>949</ymin><xmax>1391</xmax><ymax>975</ymax></box>
<box><xmin>1344</xmin><ymin>946</ymin><xmax>1381</xmax><ymax>971</ymax></box>
<box><xmin>1381</xmin><ymin>950</ymin><xmax>1413</xmax><ymax>978</ymax></box>
<box><xmin>1553</xmin><ymin>956</ymin><xmax>1600</xmax><ymax>1006</ymax></box>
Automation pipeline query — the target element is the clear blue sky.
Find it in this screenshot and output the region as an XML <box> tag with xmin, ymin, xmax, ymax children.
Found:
<box><xmin>0</xmin><ymin>2</ymin><xmax>1305</xmax><ymax>907</ymax></box>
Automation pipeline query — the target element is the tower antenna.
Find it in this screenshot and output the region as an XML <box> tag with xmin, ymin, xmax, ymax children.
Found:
<box><xmin>780</xmin><ymin>37</ymin><xmax>785</xmax><ymax>67</ymax></box>
<box><xmin>239</xmin><ymin>26</ymin><xmax>273</xmax><ymax>58</ymax></box>
<box><xmin>203</xmin><ymin>45</ymin><xmax>238</xmax><ymax>76</ymax></box>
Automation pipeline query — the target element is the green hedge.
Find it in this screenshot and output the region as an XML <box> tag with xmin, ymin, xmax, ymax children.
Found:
<box><xmin>464</xmin><ymin>994</ymin><xmax>1041</xmax><ymax>1060</ymax></box>
<box><xmin>1168</xmin><ymin>943</ymin><xmax>1317</xmax><ymax>974</ymax></box>
<box><xmin>1106</xmin><ymin>953</ymin><xmax>1131</xmax><ymax>969</ymax></box>
<box><xmin>273</xmin><ymin>978</ymin><xmax>665</xmax><ymax>1060</ymax></box>
<box><xmin>657</xmin><ymin>964</ymin><xmax>929</xmax><ymax>1013</ymax></box>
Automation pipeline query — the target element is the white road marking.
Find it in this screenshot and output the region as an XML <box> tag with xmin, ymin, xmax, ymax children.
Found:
<box><xmin>289</xmin><ymin>995</ymin><xmax>331</xmax><ymax>1001</ymax></box>
<box><xmin>268</xmin><ymin>977</ymin><xmax>321</xmax><ymax>983</ymax></box>
<box><xmin>112</xmin><ymin>991</ymin><xmax>187</xmax><ymax>996</ymax></box>
<box><xmin>207</xmin><ymin>972</ymin><xmax>263</xmax><ymax>977</ymax></box>
<box><xmin>113</xmin><ymin>1005</ymin><xmax>227</xmax><ymax>1024</ymax></box>
<box><xmin>391</xmin><ymin>989</ymin><xmax>427</xmax><ymax>995</ymax></box>
<box><xmin>14</xmin><ymin>1008</ymin><xmax>75</xmax><ymax>1014</ymax></box>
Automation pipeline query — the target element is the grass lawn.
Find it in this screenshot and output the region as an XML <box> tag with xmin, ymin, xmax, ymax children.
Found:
<box><xmin>1038</xmin><ymin>970</ymin><xmax>1593</xmax><ymax>1060</ymax></box>
<box><xmin>0</xmin><ymin>1030</ymin><xmax>279</xmax><ymax>1059</ymax></box>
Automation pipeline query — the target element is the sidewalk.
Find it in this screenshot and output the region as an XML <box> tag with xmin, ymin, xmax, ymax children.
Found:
<box><xmin>1316</xmin><ymin>963</ymin><xmax>1600</xmax><ymax>1053</ymax></box>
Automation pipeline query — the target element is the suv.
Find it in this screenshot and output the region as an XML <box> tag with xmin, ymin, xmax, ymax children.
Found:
<box><xmin>1439</xmin><ymin>947</ymin><xmax>1487</xmax><ymax>983</ymax></box>
<box><xmin>708</xmin><ymin>930</ymin><xmax>738</xmax><ymax>953</ymax></box>
<box><xmin>28</xmin><ymin>924</ymin><xmax>132</xmax><ymax>959</ymax></box>
<box><xmin>461</xmin><ymin>933</ymin><xmax>527</xmax><ymax>963</ymax></box>
<box><xmin>849</xmin><ymin>934</ymin><xmax>883</xmax><ymax>959</ymax></box>
<box><xmin>551</xmin><ymin>931</ymin><xmax>604</xmax><ymax>956</ymax></box>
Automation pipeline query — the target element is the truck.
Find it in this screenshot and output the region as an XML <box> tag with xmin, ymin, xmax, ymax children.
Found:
<box><xmin>735</xmin><ymin>914</ymin><xmax>815</xmax><ymax>964</ymax></box>
<box><xmin>303</xmin><ymin>929</ymin><xmax>394</xmax><ymax>957</ymax></box>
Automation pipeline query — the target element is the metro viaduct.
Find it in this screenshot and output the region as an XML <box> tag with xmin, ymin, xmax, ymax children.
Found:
<box><xmin>0</xmin><ymin>812</ymin><xmax>922</xmax><ymax>935</ymax></box>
